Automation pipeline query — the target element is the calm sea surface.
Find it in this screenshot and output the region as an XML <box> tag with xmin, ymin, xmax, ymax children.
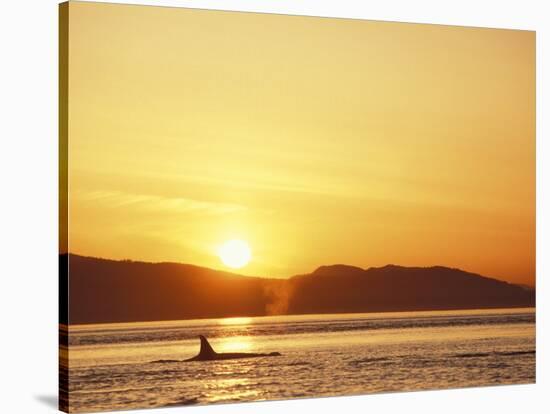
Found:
<box><xmin>67</xmin><ymin>308</ymin><xmax>535</xmax><ymax>412</ymax></box>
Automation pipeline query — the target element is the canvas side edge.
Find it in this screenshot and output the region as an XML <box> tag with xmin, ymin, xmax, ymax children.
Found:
<box><xmin>59</xmin><ymin>2</ymin><xmax>70</xmax><ymax>413</ymax></box>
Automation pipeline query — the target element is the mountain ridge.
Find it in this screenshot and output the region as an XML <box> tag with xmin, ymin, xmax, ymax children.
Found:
<box><xmin>61</xmin><ymin>253</ymin><xmax>535</xmax><ymax>324</ymax></box>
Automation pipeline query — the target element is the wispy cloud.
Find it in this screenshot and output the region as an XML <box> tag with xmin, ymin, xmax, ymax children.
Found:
<box><xmin>73</xmin><ymin>189</ymin><xmax>247</xmax><ymax>216</ymax></box>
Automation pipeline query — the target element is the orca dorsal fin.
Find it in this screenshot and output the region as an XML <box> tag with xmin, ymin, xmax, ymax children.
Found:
<box><xmin>198</xmin><ymin>335</ymin><xmax>217</xmax><ymax>358</ymax></box>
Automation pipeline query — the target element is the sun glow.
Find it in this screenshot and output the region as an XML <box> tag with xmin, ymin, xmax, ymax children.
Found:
<box><xmin>218</xmin><ymin>239</ymin><xmax>252</xmax><ymax>269</ymax></box>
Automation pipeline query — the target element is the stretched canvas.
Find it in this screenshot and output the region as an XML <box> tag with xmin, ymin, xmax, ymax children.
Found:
<box><xmin>59</xmin><ymin>1</ymin><xmax>536</xmax><ymax>412</ymax></box>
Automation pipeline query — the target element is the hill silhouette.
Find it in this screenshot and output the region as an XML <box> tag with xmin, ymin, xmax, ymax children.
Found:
<box><xmin>288</xmin><ymin>264</ymin><xmax>534</xmax><ymax>314</ymax></box>
<box><xmin>61</xmin><ymin>254</ymin><xmax>534</xmax><ymax>324</ymax></box>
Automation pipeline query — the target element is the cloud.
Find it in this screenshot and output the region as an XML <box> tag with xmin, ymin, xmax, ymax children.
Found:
<box><xmin>73</xmin><ymin>189</ymin><xmax>247</xmax><ymax>216</ymax></box>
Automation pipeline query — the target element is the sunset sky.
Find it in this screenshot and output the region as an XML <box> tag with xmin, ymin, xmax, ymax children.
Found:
<box><xmin>65</xmin><ymin>2</ymin><xmax>535</xmax><ymax>285</ymax></box>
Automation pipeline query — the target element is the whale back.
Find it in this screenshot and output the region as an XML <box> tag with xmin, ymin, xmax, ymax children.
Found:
<box><xmin>198</xmin><ymin>335</ymin><xmax>217</xmax><ymax>359</ymax></box>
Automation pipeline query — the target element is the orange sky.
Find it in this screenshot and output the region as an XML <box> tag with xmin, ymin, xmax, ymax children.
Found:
<box><xmin>65</xmin><ymin>2</ymin><xmax>535</xmax><ymax>285</ymax></box>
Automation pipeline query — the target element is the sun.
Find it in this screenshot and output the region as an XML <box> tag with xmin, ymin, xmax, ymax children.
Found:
<box><xmin>218</xmin><ymin>239</ymin><xmax>252</xmax><ymax>269</ymax></box>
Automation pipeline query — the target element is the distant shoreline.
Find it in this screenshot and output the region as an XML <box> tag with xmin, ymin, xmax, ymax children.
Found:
<box><xmin>63</xmin><ymin>306</ymin><xmax>536</xmax><ymax>327</ymax></box>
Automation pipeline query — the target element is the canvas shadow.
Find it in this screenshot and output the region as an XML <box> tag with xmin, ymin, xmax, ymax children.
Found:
<box><xmin>34</xmin><ymin>395</ymin><xmax>57</xmax><ymax>409</ymax></box>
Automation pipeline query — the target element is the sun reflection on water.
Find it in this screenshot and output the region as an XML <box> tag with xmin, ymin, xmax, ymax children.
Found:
<box><xmin>216</xmin><ymin>336</ymin><xmax>253</xmax><ymax>353</ymax></box>
<box><xmin>218</xmin><ymin>317</ymin><xmax>253</xmax><ymax>326</ymax></box>
<box><xmin>205</xmin><ymin>377</ymin><xmax>261</xmax><ymax>403</ymax></box>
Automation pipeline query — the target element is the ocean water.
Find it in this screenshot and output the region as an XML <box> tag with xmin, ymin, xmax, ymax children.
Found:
<box><xmin>66</xmin><ymin>308</ymin><xmax>535</xmax><ymax>412</ymax></box>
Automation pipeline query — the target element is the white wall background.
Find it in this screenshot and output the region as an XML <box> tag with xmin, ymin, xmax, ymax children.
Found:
<box><xmin>0</xmin><ymin>0</ymin><xmax>547</xmax><ymax>413</ymax></box>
